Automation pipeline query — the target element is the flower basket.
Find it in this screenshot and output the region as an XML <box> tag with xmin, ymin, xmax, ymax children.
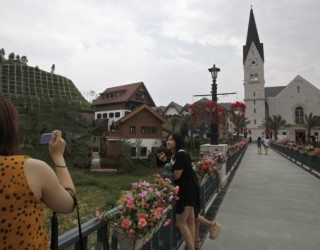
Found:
<box><xmin>111</xmin><ymin>205</ymin><xmax>172</xmax><ymax>250</ymax></box>
<box><xmin>106</xmin><ymin>175</ymin><xmax>178</xmax><ymax>249</ymax></box>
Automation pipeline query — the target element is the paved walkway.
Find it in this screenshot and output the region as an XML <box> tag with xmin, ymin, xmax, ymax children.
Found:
<box><xmin>201</xmin><ymin>143</ymin><xmax>320</xmax><ymax>250</ymax></box>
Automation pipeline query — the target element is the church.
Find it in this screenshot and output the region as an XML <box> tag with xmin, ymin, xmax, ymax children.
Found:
<box><xmin>243</xmin><ymin>8</ymin><xmax>320</xmax><ymax>142</ymax></box>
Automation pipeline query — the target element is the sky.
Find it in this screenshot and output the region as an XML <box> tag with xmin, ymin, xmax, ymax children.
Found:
<box><xmin>1</xmin><ymin>0</ymin><xmax>319</xmax><ymax>107</ymax></box>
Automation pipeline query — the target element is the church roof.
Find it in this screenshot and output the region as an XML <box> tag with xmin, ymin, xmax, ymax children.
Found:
<box><xmin>265</xmin><ymin>86</ymin><xmax>286</xmax><ymax>97</ymax></box>
<box><xmin>243</xmin><ymin>8</ymin><xmax>264</xmax><ymax>64</ymax></box>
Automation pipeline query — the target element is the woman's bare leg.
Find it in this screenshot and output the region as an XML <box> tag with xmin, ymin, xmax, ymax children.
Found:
<box><xmin>176</xmin><ymin>207</ymin><xmax>195</xmax><ymax>250</ymax></box>
<box><xmin>195</xmin><ymin>220</ymin><xmax>200</xmax><ymax>242</ymax></box>
<box><xmin>196</xmin><ymin>215</ymin><xmax>212</xmax><ymax>228</ymax></box>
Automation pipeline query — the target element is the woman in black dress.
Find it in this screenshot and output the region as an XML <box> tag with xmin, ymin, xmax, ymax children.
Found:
<box><xmin>156</xmin><ymin>146</ymin><xmax>220</xmax><ymax>248</ymax></box>
<box><xmin>166</xmin><ymin>133</ymin><xmax>199</xmax><ymax>249</ymax></box>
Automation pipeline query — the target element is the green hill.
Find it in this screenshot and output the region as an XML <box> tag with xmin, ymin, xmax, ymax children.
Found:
<box><xmin>0</xmin><ymin>57</ymin><xmax>91</xmax><ymax>112</ymax></box>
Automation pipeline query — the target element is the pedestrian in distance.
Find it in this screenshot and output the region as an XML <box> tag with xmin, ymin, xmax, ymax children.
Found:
<box><xmin>257</xmin><ymin>137</ymin><xmax>262</xmax><ymax>154</ymax></box>
<box><xmin>0</xmin><ymin>96</ymin><xmax>76</xmax><ymax>249</ymax></box>
<box><xmin>263</xmin><ymin>136</ymin><xmax>270</xmax><ymax>155</ymax></box>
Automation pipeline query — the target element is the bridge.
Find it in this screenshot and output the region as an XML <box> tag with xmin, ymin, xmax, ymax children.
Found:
<box><xmin>57</xmin><ymin>143</ymin><xmax>320</xmax><ymax>250</ymax></box>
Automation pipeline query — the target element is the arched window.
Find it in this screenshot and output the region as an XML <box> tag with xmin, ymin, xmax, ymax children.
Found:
<box><xmin>295</xmin><ymin>107</ymin><xmax>304</xmax><ymax>124</ymax></box>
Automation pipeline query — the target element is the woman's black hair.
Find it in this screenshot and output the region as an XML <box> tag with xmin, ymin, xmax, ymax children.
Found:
<box><xmin>155</xmin><ymin>146</ymin><xmax>170</xmax><ymax>167</ymax></box>
<box><xmin>168</xmin><ymin>132</ymin><xmax>185</xmax><ymax>152</ymax></box>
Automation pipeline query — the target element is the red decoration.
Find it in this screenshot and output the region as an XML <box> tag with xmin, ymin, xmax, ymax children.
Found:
<box><xmin>231</xmin><ymin>101</ymin><xmax>246</xmax><ymax>112</ymax></box>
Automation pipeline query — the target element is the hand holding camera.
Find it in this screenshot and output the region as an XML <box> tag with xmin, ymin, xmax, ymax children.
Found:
<box><xmin>48</xmin><ymin>130</ymin><xmax>66</xmax><ymax>166</ymax></box>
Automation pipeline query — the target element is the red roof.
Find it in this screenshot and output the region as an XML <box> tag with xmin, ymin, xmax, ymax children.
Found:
<box><xmin>92</xmin><ymin>82</ymin><xmax>155</xmax><ymax>106</ymax></box>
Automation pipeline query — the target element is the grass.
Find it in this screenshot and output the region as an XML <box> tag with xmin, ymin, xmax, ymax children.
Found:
<box><xmin>44</xmin><ymin>165</ymin><xmax>164</xmax><ymax>235</ymax></box>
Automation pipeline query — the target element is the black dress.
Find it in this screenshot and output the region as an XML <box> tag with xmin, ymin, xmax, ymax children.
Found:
<box><xmin>171</xmin><ymin>150</ymin><xmax>200</xmax><ymax>217</ymax></box>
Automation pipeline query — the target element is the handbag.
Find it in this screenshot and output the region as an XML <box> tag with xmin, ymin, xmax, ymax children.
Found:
<box><xmin>50</xmin><ymin>189</ymin><xmax>84</xmax><ymax>250</ymax></box>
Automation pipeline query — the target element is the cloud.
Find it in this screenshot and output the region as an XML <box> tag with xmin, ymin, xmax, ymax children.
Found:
<box><xmin>1</xmin><ymin>0</ymin><xmax>319</xmax><ymax>106</ymax></box>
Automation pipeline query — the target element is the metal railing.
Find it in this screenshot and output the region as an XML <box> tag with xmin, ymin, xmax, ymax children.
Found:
<box><xmin>57</xmin><ymin>144</ymin><xmax>248</xmax><ymax>249</ymax></box>
<box><xmin>271</xmin><ymin>143</ymin><xmax>320</xmax><ymax>175</ymax></box>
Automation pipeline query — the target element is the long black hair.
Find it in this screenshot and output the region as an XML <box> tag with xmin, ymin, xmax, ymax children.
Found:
<box><xmin>168</xmin><ymin>132</ymin><xmax>185</xmax><ymax>152</ymax></box>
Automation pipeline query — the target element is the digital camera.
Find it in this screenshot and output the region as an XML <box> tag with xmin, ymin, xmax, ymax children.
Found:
<box><xmin>40</xmin><ymin>133</ymin><xmax>53</xmax><ymax>144</ymax></box>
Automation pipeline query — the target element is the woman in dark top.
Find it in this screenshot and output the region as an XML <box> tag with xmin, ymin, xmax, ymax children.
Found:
<box><xmin>156</xmin><ymin>146</ymin><xmax>219</xmax><ymax>248</ymax></box>
<box><xmin>166</xmin><ymin>133</ymin><xmax>199</xmax><ymax>249</ymax></box>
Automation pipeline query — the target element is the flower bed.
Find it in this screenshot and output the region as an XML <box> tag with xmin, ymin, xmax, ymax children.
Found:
<box><xmin>274</xmin><ymin>140</ymin><xmax>320</xmax><ymax>156</ymax></box>
<box><xmin>228</xmin><ymin>140</ymin><xmax>249</xmax><ymax>155</ymax></box>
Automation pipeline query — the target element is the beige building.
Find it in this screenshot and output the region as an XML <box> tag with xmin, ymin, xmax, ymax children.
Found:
<box><xmin>243</xmin><ymin>9</ymin><xmax>320</xmax><ymax>142</ymax></box>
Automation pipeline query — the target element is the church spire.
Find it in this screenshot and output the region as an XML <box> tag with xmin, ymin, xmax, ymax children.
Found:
<box><xmin>243</xmin><ymin>8</ymin><xmax>264</xmax><ymax>64</ymax></box>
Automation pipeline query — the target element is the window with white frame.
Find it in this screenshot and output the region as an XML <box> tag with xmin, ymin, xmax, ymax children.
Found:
<box><xmin>295</xmin><ymin>107</ymin><xmax>304</xmax><ymax>124</ymax></box>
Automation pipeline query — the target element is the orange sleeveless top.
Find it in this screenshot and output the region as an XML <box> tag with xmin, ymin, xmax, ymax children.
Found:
<box><xmin>0</xmin><ymin>155</ymin><xmax>48</xmax><ymax>249</ymax></box>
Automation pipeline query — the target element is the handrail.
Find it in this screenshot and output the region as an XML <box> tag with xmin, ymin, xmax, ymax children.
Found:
<box><xmin>271</xmin><ymin>143</ymin><xmax>320</xmax><ymax>177</ymax></box>
<box><xmin>57</xmin><ymin>145</ymin><xmax>248</xmax><ymax>249</ymax></box>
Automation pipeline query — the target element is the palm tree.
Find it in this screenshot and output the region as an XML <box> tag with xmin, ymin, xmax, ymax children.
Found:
<box><xmin>303</xmin><ymin>113</ymin><xmax>320</xmax><ymax>143</ymax></box>
<box><xmin>261</xmin><ymin>118</ymin><xmax>273</xmax><ymax>139</ymax></box>
<box><xmin>266</xmin><ymin>115</ymin><xmax>289</xmax><ymax>141</ymax></box>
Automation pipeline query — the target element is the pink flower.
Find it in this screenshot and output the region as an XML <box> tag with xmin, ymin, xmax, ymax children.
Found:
<box><xmin>127</xmin><ymin>199</ymin><xmax>135</xmax><ymax>209</ymax></box>
<box><xmin>153</xmin><ymin>207</ymin><xmax>163</xmax><ymax>219</ymax></box>
<box><xmin>138</xmin><ymin>218</ymin><xmax>147</xmax><ymax>228</ymax></box>
<box><xmin>121</xmin><ymin>218</ymin><xmax>132</xmax><ymax>229</ymax></box>
<box><xmin>139</xmin><ymin>190</ymin><xmax>148</xmax><ymax>198</ymax></box>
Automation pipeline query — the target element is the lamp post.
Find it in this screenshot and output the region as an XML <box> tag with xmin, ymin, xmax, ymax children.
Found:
<box><xmin>208</xmin><ymin>64</ymin><xmax>220</xmax><ymax>145</ymax></box>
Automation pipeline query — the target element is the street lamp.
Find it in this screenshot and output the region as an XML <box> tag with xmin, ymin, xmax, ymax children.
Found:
<box><xmin>208</xmin><ymin>64</ymin><xmax>220</xmax><ymax>145</ymax></box>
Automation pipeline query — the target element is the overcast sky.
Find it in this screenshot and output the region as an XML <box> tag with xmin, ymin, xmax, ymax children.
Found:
<box><xmin>1</xmin><ymin>0</ymin><xmax>319</xmax><ymax>106</ymax></box>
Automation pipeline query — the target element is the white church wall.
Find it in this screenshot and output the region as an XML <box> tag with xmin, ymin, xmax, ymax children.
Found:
<box><xmin>268</xmin><ymin>76</ymin><xmax>320</xmax><ymax>125</ymax></box>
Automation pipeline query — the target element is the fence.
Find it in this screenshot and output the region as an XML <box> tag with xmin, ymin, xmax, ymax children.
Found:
<box><xmin>271</xmin><ymin>143</ymin><xmax>320</xmax><ymax>175</ymax></box>
<box><xmin>56</xmin><ymin>144</ymin><xmax>248</xmax><ymax>249</ymax></box>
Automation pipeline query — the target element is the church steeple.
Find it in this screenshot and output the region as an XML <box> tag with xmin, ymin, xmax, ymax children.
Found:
<box><xmin>243</xmin><ymin>8</ymin><xmax>264</xmax><ymax>64</ymax></box>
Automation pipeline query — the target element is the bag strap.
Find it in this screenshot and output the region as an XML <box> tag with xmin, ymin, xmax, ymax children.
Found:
<box><xmin>50</xmin><ymin>212</ymin><xmax>58</xmax><ymax>250</ymax></box>
<box><xmin>50</xmin><ymin>189</ymin><xmax>84</xmax><ymax>250</ymax></box>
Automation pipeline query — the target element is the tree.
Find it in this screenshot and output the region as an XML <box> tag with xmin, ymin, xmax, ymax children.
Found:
<box><xmin>16</xmin><ymin>55</ymin><xmax>20</xmax><ymax>61</ymax></box>
<box><xmin>230</xmin><ymin>101</ymin><xmax>247</xmax><ymax>140</ymax></box>
<box><xmin>21</xmin><ymin>56</ymin><xmax>28</xmax><ymax>64</ymax></box>
<box><xmin>261</xmin><ymin>118</ymin><xmax>273</xmax><ymax>139</ymax></box>
<box><xmin>169</xmin><ymin>116</ymin><xmax>180</xmax><ymax>132</ymax></box>
<box><xmin>0</xmin><ymin>48</ymin><xmax>5</xmax><ymax>60</ymax></box>
<box><xmin>179</xmin><ymin>116</ymin><xmax>190</xmax><ymax>140</ymax></box>
<box><xmin>303</xmin><ymin>113</ymin><xmax>320</xmax><ymax>143</ymax></box>
<box><xmin>266</xmin><ymin>115</ymin><xmax>289</xmax><ymax>141</ymax></box>
<box><xmin>51</xmin><ymin>64</ymin><xmax>55</xmax><ymax>73</ymax></box>
<box><xmin>8</xmin><ymin>52</ymin><xmax>15</xmax><ymax>60</ymax></box>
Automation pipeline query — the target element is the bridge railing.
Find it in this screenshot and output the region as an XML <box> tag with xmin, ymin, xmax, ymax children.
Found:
<box><xmin>271</xmin><ymin>143</ymin><xmax>320</xmax><ymax>175</ymax></box>
<box><xmin>57</xmin><ymin>144</ymin><xmax>248</xmax><ymax>250</ymax></box>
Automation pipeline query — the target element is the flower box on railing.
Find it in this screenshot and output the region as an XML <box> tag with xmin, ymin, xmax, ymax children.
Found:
<box><xmin>102</xmin><ymin>175</ymin><xmax>178</xmax><ymax>250</ymax></box>
<box><xmin>110</xmin><ymin>205</ymin><xmax>172</xmax><ymax>250</ymax></box>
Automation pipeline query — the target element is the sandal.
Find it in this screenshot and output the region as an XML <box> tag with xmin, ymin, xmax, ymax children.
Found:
<box><xmin>195</xmin><ymin>239</ymin><xmax>201</xmax><ymax>249</ymax></box>
<box><xmin>209</xmin><ymin>221</ymin><xmax>221</xmax><ymax>240</ymax></box>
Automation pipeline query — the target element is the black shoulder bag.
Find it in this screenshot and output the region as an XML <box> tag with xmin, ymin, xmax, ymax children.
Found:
<box><xmin>50</xmin><ymin>188</ymin><xmax>84</xmax><ymax>250</ymax></box>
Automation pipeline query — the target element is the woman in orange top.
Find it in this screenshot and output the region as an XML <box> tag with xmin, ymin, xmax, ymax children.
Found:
<box><xmin>0</xmin><ymin>96</ymin><xmax>75</xmax><ymax>249</ymax></box>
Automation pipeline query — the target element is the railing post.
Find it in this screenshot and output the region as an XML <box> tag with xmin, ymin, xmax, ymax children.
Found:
<box><xmin>96</xmin><ymin>224</ymin><xmax>108</xmax><ymax>250</ymax></box>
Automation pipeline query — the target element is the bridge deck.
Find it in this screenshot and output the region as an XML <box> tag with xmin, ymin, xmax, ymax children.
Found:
<box><xmin>202</xmin><ymin>143</ymin><xmax>320</xmax><ymax>250</ymax></box>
